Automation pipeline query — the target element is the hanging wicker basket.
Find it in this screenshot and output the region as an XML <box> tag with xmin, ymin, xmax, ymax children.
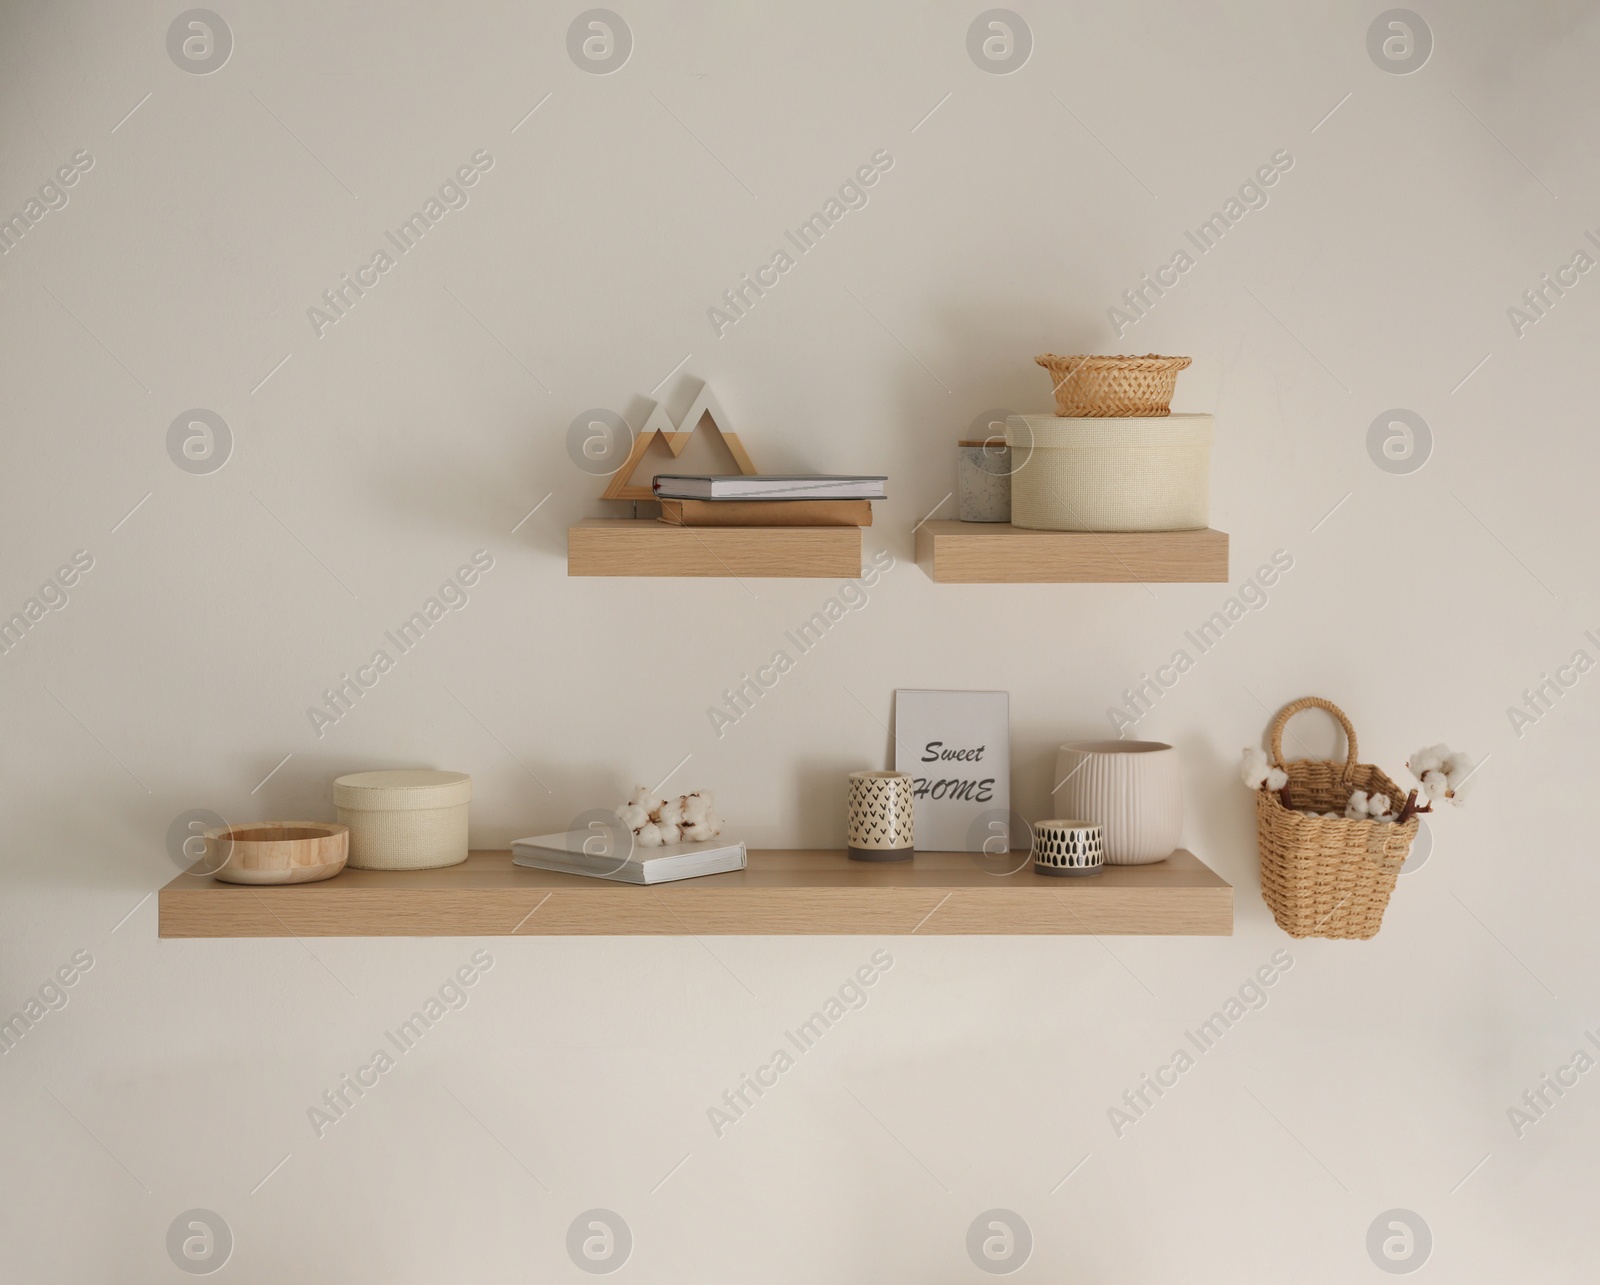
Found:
<box><xmin>1034</xmin><ymin>353</ymin><xmax>1192</xmax><ymax>417</ymax></box>
<box><xmin>1255</xmin><ymin>697</ymin><xmax>1418</xmax><ymax>940</ymax></box>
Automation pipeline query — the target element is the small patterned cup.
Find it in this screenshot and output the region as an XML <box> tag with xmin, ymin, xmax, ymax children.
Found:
<box><xmin>847</xmin><ymin>771</ymin><xmax>915</xmax><ymax>862</ymax></box>
<box><xmin>1032</xmin><ymin>819</ymin><xmax>1103</xmax><ymax>877</ymax></box>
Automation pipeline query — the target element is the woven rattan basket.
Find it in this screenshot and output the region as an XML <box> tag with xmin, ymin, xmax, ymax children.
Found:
<box><xmin>1034</xmin><ymin>354</ymin><xmax>1192</xmax><ymax>417</ymax></box>
<box><xmin>1255</xmin><ymin>698</ymin><xmax>1418</xmax><ymax>940</ymax></box>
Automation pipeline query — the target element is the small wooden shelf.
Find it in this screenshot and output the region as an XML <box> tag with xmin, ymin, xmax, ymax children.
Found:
<box><xmin>915</xmin><ymin>521</ymin><xmax>1228</xmax><ymax>583</ymax></box>
<box><xmin>568</xmin><ymin>519</ymin><xmax>861</xmax><ymax>578</ymax></box>
<box><xmin>158</xmin><ymin>848</ymin><xmax>1231</xmax><ymax>937</ymax></box>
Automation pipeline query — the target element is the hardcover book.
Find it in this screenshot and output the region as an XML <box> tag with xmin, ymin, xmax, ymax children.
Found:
<box><xmin>657</xmin><ymin>498</ymin><xmax>873</xmax><ymax>527</ymax></box>
<box><xmin>652</xmin><ymin>474</ymin><xmax>887</xmax><ymax>500</ymax></box>
<box><xmin>511</xmin><ymin>831</ymin><xmax>747</xmax><ymax>885</ymax></box>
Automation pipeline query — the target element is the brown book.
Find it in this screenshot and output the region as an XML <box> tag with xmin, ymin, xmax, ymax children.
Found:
<box><xmin>657</xmin><ymin>498</ymin><xmax>873</xmax><ymax>528</ymax></box>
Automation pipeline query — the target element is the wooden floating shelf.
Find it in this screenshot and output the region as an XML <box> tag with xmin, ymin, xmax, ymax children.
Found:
<box><xmin>915</xmin><ymin>521</ymin><xmax>1229</xmax><ymax>583</ymax></box>
<box><xmin>158</xmin><ymin>848</ymin><xmax>1231</xmax><ymax>938</ymax></box>
<box><xmin>568</xmin><ymin>519</ymin><xmax>862</xmax><ymax>578</ymax></box>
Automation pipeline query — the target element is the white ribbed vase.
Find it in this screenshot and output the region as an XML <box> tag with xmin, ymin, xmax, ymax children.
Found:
<box><xmin>1051</xmin><ymin>741</ymin><xmax>1182</xmax><ymax>864</ymax></box>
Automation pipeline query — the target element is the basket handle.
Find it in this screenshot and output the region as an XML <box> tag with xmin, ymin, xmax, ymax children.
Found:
<box><xmin>1268</xmin><ymin>697</ymin><xmax>1358</xmax><ymax>777</ymax></box>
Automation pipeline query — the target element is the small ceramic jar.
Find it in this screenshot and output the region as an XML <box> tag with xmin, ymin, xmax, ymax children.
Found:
<box><xmin>846</xmin><ymin>771</ymin><xmax>915</xmax><ymax>861</ymax></box>
<box><xmin>957</xmin><ymin>440</ymin><xmax>1012</xmax><ymax>522</ymax></box>
<box><xmin>1032</xmin><ymin>820</ymin><xmax>1104</xmax><ymax>877</ymax></box>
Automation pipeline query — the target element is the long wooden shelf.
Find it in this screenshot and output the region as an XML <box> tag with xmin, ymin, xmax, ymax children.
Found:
<box><xmin>158</xmin><ymin>848</ymin><xmax>1231</xmax><ymax>937</ymax></box>
<box><xmin>568</xmin><ymin>519</ymin><xmax>862</xmax><ymax>578</ymax></box>
<box><xmin>916</xmin><ymin>521</ymin><xmax>1228</xmax><ymax>583</ymax></box>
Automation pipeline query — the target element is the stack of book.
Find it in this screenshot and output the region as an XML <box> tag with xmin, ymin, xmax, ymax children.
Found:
<box><xmin>512</xmin><ymin>830</ymin><xmax>746</xmax><ymax>884</ymax></box>
<box><xmin>652</xmin><ymin>474</ymin><xmax>886</xmax><ymax>527</ymax></box>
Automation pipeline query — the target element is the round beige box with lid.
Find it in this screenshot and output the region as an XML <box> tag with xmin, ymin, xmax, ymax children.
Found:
<box><xmin>333</xmin><ymin>770</ymin><xmax>471</xmax><ymax>870</ymax></box>
<box><xmin>1006</xmin><ymin>413</ymin><xmax>1213</xmax><ymax>531</ymax></box>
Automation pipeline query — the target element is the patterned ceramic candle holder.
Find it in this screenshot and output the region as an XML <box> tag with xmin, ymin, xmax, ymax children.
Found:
<box><xmin>847</xmin><ymin>771</ymin><xmax>915</xmax><ymax>862</ymax></box>
<box><xmin>1031</xmin><ymin>820</ymin><xmax>1104</xmax><ymax>877</ymax></box>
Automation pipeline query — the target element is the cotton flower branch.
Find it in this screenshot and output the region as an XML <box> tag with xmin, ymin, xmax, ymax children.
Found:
<box><xmin>1239</xmin><ymin>742</ymin><xmax>1475</xmax><ymax>825</ymax></box>
<box><xmin>1240</xmin><ymin>747</ymin><xmax>1287</xmax><ymax>792</ymax></box>
<box><xmin>1344</xmin><ymin>789</ymin><xmax>1397</xmax><ymax>823</ymax></box>
<box><xmin>1394</xmin><ymin>744</ymin><xmax>1474</xmax><ymax>823</ymax></box>
<box><xmin>614</xmin><ymin>786</ymin><xmax>724</xmax><ymax>848</ymax></box>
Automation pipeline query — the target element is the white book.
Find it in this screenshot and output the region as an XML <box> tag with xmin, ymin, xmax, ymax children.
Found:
<box><xmin>652</xmin><ymin>474</ymin><xmax>887</xmax><ymax>500</ymax></box>
<box><xmin>511</xmin><ymin>831</ymin><xmax>747</xmax><ymax>885</ymax></box>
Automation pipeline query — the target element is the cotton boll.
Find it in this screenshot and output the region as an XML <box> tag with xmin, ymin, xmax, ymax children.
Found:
<box><xmin>617</xmin><ymin>803</ymin><xmax>649</xmax><ymax>830</ymax></box>
<box><xmin>1443</xmin><ymin>753</ymin><xmax>1475</xmax><ymax>799</ymax></box>
<box><xmin>636</xmin><ymin>823</ymin><xmax>662</xmax><ymax>847</ymax></box>
<box><xmin>1408</xmin><ymin>746</ymin><xmax>1444</xmax><ymax>778</ymax></box>
<box><xmin>629</xmin><ymin>785</ymin><xmax>653</xmax><ymax>808</ymax></box>
<box><xmin>1427</xmin><ymin>744</ymin><xmax>1454</xmax><ymax>773</ymax></box>
<box><xmin>1265</xmin><ymin>767</ymin><xmax>1288</xmax><ymax>792</ymax></box>
<box><xmin>1422</xmin><ymin>770</ymin><xmax>1451</xmax><ymax>802</ymax></box>
<box><xmin>658</xmin><ymin>798</ymin><xmax>684</xmax><ymax>827</ymax></box>
<box><xmin>682</xmin><ymin>792</ymin><xmax>710</xmax><ymax>823</ymax></box>
<box><xmin>1344</xmin><ymin>790</ymin><xmax>1370</xmax><ymax>819</ymax></box>
<box><xmin>1322</xmin><ymin>811</ymin><xmax>1343</xmax><ymax>819</ymax></box>
<box><xmin>1241</xmin><ymin>747</ymin><xmax>1271</xmax><ymax>789</ymax></box>
<box><xmin>657</xmin><ymin>823</ymin><xmax>682</xmax><ymax>845</ymax></box>
<box><xmin>1369</xmin><ymin>794</ymin><xmax>1391</xmax><ymax>817</ymax></box>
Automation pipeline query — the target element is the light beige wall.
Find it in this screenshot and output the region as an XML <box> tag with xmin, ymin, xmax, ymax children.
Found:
<box><xmin>1</xmin><ymin>0</ymin><xmax>1594</xmax><ymax>1278</ymax></box>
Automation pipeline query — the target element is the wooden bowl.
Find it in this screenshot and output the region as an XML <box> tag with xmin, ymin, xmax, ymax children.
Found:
<box><xmin>207</xmin><ymin>822</ymin><xmax>349</xmax><ymax>885</ymax></box>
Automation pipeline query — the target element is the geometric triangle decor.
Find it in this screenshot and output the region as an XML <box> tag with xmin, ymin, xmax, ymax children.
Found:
<box><xmin>600</xmin><ymin>382</ymin><xmax>760</xmax><ymax>501</ymax></box>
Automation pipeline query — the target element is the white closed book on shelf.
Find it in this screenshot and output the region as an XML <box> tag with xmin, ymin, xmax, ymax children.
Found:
<box><xmin>652</xmin><ymin>473</ymin><xmax>887</xmax><ymax>500</ymax></box>
<box><xmin>511</xmin><ymin>831</ymin><xmax>747</xmax><ymax>884</ymax></box>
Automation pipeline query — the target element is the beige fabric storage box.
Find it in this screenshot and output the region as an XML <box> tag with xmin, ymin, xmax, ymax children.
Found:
<box><xmin>1005</xmin><ymin>413</ymin><xmax>1213</xmax><ymax>531</ymax></box>
<box><xmin>333</xmin><ymin>770</ymin><xmax>471</xmax><ymax>870</ymax></box>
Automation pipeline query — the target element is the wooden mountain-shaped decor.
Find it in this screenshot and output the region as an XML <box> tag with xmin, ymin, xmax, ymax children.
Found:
<box><xmin>601</xmin><ymin>383</ymin><xmax>759</xmax><ymax>502</ymax></box>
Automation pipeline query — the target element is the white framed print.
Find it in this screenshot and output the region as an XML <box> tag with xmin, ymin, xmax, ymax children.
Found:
<box><xmin>892</xmin><ymin>690</ymin><xmax>1011</xmax><ymax>853</ymax></box>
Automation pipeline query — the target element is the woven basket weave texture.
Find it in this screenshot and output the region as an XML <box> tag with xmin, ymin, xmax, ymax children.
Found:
<box><xmin>1035</xmin><ymin>353</ymin><xmax>1192</xmax><ymax>417</ymax></box>
<box><xmin>1255</xmin><ymin>698</ymin><xmax>1417</xmax><ymax>940</ymax></box>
